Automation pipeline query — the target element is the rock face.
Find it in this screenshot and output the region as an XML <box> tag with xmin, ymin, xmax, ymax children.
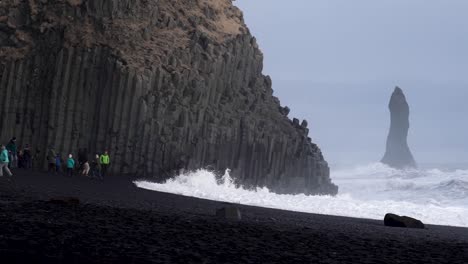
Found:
<box><xmin>0</xmin><ymin>0</ymin><xmax>337</xmax><ymax>195</ymax></box>
<box><xmin>381</xmin><ymin>87</ymin><xmax>416</xmax><ymax>169</ymax></box>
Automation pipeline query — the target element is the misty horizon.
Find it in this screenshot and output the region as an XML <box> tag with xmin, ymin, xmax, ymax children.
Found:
<box><xmin>236</xmin><ymin>1</ymin><xmax>468</xmax><ymax>166</ymax></box>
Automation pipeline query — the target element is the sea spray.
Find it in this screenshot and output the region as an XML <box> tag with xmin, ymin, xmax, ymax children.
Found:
<box><xmin>135</xmin><ymin>164</ymin><xmax>468</xmax><ymax>227</ymax></box>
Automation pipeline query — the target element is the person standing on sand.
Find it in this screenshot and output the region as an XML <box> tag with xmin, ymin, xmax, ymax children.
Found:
<box><xmin>23</xmin><ymin>144</ymin><xmax>32</xmax><ymax>169</ymax></box>
<box><xmin>6</xmin><ymin>137</ymin><xmax>18</xmax><ymax>169</ymax></box>
<box><xmin>91</xmin><ymin>154</ymin><xmax>102</xmax><ymax>179</ymax></box>
<box><xmin>47</xmin><ymin>146</ymin><xmax>57</xmax><ymax>175</ymax></box>
<box><xmin>33</xmin><ymin>149</ymin><xmax>41</xmax><ymax>171</ymax></box>
<box><xmin>82</xmin><ymin>160</ymin><xmax>90</xmax><ymax>177</ymax></box>
<box><xmin>0</xmin><ymin>145</ymin><xmax>13</xmax><ymax>177</ymax></box>
<box><xmin>77</xmin><ymin>148</ymin><xmax>88</xmax><ymax>173</ymax></box>
<box><xmin>55</xmin><ymin>154</ymin><xmax>63</xmax><ymax>176</ymax></box>
<box><xmin>100</xmin><ymin>151</ymin><xmax>110</xmax><ymax>178</ymax></box>
<box><xmin>17</xmin><ymin>149</ymin><xmax>24</xmax><ymax>168</ymax></box>
<box><xmin>66</xmin><ymin>154</ymin><xmax>75</xmax><ymax>177</ymax></box>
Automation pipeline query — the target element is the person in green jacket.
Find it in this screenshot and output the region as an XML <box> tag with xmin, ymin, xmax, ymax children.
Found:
<box><xmin>6</xmin><ymin>137</ymin><xmax>17</xmax><ymax>169</ymax></box>
<box><xmin>0</xmin><ymin>145</ymin><xmax>13</xmax><ymax>177</ymax></box>
<box><xmin>100</xmin><ymin>150</ymin><xmax>110</xmax><ymax>178</ymax></box>
<box><xmin>66</xmin><ymin>154</ymin><xmax>75</xmax><ymax>177</ymax></box>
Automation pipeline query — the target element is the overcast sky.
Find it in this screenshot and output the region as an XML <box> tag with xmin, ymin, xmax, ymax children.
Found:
<box><xmin>235</xmin><ymin>1</ymin><xmax>468</xmax><ymax>167</ymax></box>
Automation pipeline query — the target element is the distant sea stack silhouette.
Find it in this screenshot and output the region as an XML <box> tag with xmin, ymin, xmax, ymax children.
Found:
<box><xmin>0</xmin><ymin>0</ymin><xmax>337</xmax><ymax>195</ymax></box>
<box><xmin>381</xmin><ymin>87</ymin><xmax>417</xmax><ymax>169</ymax></box>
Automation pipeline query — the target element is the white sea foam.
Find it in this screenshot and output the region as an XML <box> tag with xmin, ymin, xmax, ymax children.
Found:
<box><xmin>135</xmin><ymin>163</ymin><xmax>468</xmax><ymax>227</ymax></box>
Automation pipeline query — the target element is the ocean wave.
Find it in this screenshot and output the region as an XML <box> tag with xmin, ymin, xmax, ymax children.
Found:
<box><xmin>135</xmin><ymin>165</ymin><xmax>468</xmax><ymax>227</ymax></box>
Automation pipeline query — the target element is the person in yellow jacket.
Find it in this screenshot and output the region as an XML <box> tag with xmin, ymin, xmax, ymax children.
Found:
<box><xmin>100</xmin><ymin>150</ymin><xmax>110</xmax><ymax>178</ymax></box>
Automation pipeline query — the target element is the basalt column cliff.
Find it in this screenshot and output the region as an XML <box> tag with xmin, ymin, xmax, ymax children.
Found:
<box><xmin>382</xmin><ymin>87</ymin><xmax>417</xmax><ymax>169</ymax></box>
<box><xmin>0</xmin><ymin>0</ymin><xmax>337</xmax><ymax>195</ymax></box>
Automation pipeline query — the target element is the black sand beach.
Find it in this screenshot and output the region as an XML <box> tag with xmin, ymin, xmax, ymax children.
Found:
<box><xmin>1</xmin><ymin>171</ymin><xmax>467</xmax><ymax>263</ymax></box>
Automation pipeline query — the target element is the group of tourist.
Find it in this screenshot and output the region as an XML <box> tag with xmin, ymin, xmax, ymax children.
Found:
<box><xmin>0</xmin><ymin>136</ymin><xmax>111</xmax><ymax>180</ymax></box>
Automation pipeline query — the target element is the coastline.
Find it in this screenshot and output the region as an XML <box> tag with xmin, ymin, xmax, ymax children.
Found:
<box><xmin>1</xmin><ymin>170</ymin><xmax>467</xmax><ymax>263</ymax></box>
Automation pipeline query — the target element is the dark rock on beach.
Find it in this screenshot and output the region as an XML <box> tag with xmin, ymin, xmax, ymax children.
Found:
<box><xmin>0</xmin><ymin>0</ymin><xmax>336</xmax><ymax>195</ymax></box>
<box><xmin>384</xmin><ymin>213</ymin><xmax>425</xmax><ymax>229</ymax></box>
<box><xmin>381</xmin><ymin>87</ymin><xmax>417</xmax><ymax>169</ymax></box>
<box><xmin>48</xmin><ymin>196</ymin><xmax>80</xmax><ymax>206</ymax></box>
<box><xmin>0</xmin><ymin>171</ymin><xmax>467</xmax><ymax>263</ymax></box>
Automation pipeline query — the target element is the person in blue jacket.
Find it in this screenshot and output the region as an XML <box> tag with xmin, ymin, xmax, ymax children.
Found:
<box><xmin>55</xmin><ymin>154</ymin><xmax>63</xmax><ymax>175</ymax></box>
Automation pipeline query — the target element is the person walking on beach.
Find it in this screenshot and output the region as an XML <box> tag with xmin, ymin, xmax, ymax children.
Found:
<box><xmin>47</xmin><ymin>146</ymin><xmax>57</xmax><ymax>174</ymax></box>
<box><xmin>91</xmin><ymin>154</ymin><xmax>102</xmax><ymax>179</ymax></box>
<box><xmin>6</xmin><ymin>137</ymin><xmax>18</xmax><ymax>169</ymax></box>
<box><xmin>0</xmin><ymin>145</ymin><xmax>13</xmax><ymax>177</ymax></box>
<box><xmin>82</xmin><ymin>160</ymin><xmax>90</xmax><ymax>177</ymax></box>
<box><xmin>33</xmin><ymin>149</ymin><xmax>41</xmax><ymax>171</ymax></box>
<box><xmin>55</xmin><ymin>154</ymin><xmax>63</xmax><ymax>175</ymax></box>
<box><xmin>17</xmin><ymin>149</ymin><xmax>24</xmax><ymax>168</ymax></box>
<box><xmin>66</xmin><ymin>154</ymin><xmax>75</xmax><ymax>177</ymax></box>
<box><xmin>77</xmin><ymin>148</ymin><xmax>88</xmax><ymax>173</ymax></box>
<box><xmin>23</xmin><ymin>144</ymin><xmax>32</xmax><ymax>169</ymax></box>
<box><xmin>100</xmin><ymin>151</ymin><xmax>110</xmax><ymax>178</ymax></box>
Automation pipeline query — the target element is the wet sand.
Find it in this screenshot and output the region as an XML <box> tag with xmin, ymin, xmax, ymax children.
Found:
<box><xmin>0</xmin><ymin>170</ymin><xmax>467</xmax><ymax>263</ymax></box>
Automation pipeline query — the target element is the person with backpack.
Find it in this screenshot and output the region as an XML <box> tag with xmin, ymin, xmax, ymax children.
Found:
<box><xmin>66</xmin><ymin>154</ymin><xmax>75</xmax><ymax>177</ymax></box>
<box><xmin>100</xmin><ymin>151</ymin><xmax>110</xmax><ymax>178</ymax></box>
<box><xmin>0</xmin><ymin>145</ymin><xmax>13</xmax><ymax>177</ymax></box>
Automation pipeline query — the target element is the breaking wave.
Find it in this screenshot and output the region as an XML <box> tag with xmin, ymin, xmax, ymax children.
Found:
<box><xmin>135</xmin><ymin>163</ymin><xmax>468</xmax><ymax>227</ymax></box>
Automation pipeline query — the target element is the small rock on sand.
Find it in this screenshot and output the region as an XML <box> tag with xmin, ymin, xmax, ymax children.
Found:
<box><xmin>384</xmin><ymin>213</ymin><xmax>425</xmax><ymax>229</ymax></box>
<box><xmin>48</xmin><ymin>197</ymin><xmax>80</xmax><ymax>206</ymax></box>
<box><xmin>216</xmin><ymin>206</ymin><xmax>242</xmax><ymax>221</ymax></box>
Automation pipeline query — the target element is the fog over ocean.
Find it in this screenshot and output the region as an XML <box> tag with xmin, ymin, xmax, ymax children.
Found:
<box><xmin>273</xmin><ymin>81</ymin><xmax>468</xmax><ymax>166</ymax></box>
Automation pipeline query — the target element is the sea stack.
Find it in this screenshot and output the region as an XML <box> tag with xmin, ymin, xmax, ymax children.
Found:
<box><xmin>381</xmin><ymin>87</ymin><xmax>416</xmax><ymax>169</ymax></box>
<box><xmin>0</xmin><ymin>0</ymin><xmax>337</xmax><ymax>195</ymax></box>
